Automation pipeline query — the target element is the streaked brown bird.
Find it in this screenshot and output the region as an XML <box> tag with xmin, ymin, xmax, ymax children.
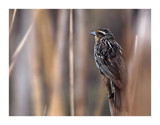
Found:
<box><xmin>90</xmin><ymin>28</ymin><xmax>127</xmax><ymax>111</ymax></box>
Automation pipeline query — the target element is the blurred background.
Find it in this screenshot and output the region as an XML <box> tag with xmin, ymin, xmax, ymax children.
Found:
<box><xmin>9</xmin><ymin>9</ymin><xmax>151</xmax><ymax>116</ymax></box>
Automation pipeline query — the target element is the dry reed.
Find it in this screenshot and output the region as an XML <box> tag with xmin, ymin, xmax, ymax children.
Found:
<box><xmin>9</xmin><ymin>23</ymin><xmax>33</xmax><ymax>78</ymax></box>
<box><xmin>69</xmin><ymin>9</ymin><xmax>74</xmax><ymax>116</ymax></box>
<box><xmin>9</xmin><ymin>9</ymin><xmax>17</xmax><ymax>37</ymax></box>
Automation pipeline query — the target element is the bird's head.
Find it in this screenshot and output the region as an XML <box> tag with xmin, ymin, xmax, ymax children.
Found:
<box><xmin>90</xmin><ymin>28</ymin><xmax>114</xmax><ymax>42</ymax></box>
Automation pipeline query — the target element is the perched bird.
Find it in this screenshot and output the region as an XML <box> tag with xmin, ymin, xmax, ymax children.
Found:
<box><xmin>90</xmin><ymin>28</ymin><xmax>126</xmax><ymax>111</ymax></box>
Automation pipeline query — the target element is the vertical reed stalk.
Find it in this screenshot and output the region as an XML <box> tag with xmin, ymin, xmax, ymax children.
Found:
<box><xmin>69</xmin><ymin>9</ymin><xmax>74</xmax><ymax>116</ymax></box>
<box><xmin>75</xmin><ymin>10</ymin><xmax>88</xmax><ymax>116</ymax></box>
<box><xmin>105</xmin><ymin>78</ymin><xmax>116</xmax><ymax>116</ymax></box>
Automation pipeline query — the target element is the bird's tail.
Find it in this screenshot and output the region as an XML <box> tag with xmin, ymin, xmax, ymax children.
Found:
<box><xmin>114</xmin><ymin>86</ymin><xmax>121</xmax><ymax>111</ymax></box>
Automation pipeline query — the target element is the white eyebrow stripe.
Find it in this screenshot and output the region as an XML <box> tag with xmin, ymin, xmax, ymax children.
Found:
<box><xmin>98</xmin><ymin>31</ymin><xmax>106</xmax><ymax>35</ymax></box>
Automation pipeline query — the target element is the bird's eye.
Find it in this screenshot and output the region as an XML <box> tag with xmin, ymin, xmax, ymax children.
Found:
<box><xmin>97</xmin><ymin>32</ymin><xmax>104</xmax><ymax>38</ymax></box>
<box><xmin>97</xmin><ymin>33</ymin><xmax>102</xmax><ymax>38</ymax></box>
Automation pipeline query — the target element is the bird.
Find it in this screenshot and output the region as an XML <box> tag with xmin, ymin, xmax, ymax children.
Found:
<box><xmin>90</xmin><ymin>28</ymin><xmax>127</xmax><ymax>112</ymax></box>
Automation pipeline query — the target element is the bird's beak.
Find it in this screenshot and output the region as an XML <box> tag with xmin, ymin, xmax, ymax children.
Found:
<box><xmin>90</xmin><ymin>31</ymin><xmax>96</xmax><ymax>36</ymax></box>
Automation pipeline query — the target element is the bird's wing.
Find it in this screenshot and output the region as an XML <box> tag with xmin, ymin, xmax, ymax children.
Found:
<box><xmin>94</xmin><ymin>41</ymin><xmax>123</xmax><ymax>89</ymax></box>
<box><xmin>103</xmin><ymin>56</ymin><xmax>122</xmax><ymax>89</ymax></box>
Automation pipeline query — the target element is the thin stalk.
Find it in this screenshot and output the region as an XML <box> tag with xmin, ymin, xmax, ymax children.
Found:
<box><xmin>69</xmin><ymin>9</ymin><xmax>74</xmax><ymax>116</ymax></box>
<box><xmin>9</xmin><ymin>9</ymin><xmax>17</xmax><ymax>37</ymax></box>
<box><xmin>12</xmin><ymin>23</ymin><xmax>33</xmax><ymax>61</ymax></box>
<box><xmin>9</xmin><ymin>23</ymin><xmax>33</xmax><ymax>78</ymax></box>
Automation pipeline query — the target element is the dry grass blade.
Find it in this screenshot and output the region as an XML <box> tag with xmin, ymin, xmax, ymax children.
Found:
<box><xmin>9</xmin><ymin>23</ymin><xmax>33</xmax><ymax>78</ymax></box>
<box><xmin>9</xmin><ymin>9</ymin><xmax>17</xmax><ymax>37</ymax></box>
<box><xmin>12</xmin><ymin>23</ymin><xmax>33</xmax><ymax>61</ymax></box>
<box><xmin>69</xmin><ymin>9</ymin><xmax>74</xmax><ymax>116</ymax></box>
